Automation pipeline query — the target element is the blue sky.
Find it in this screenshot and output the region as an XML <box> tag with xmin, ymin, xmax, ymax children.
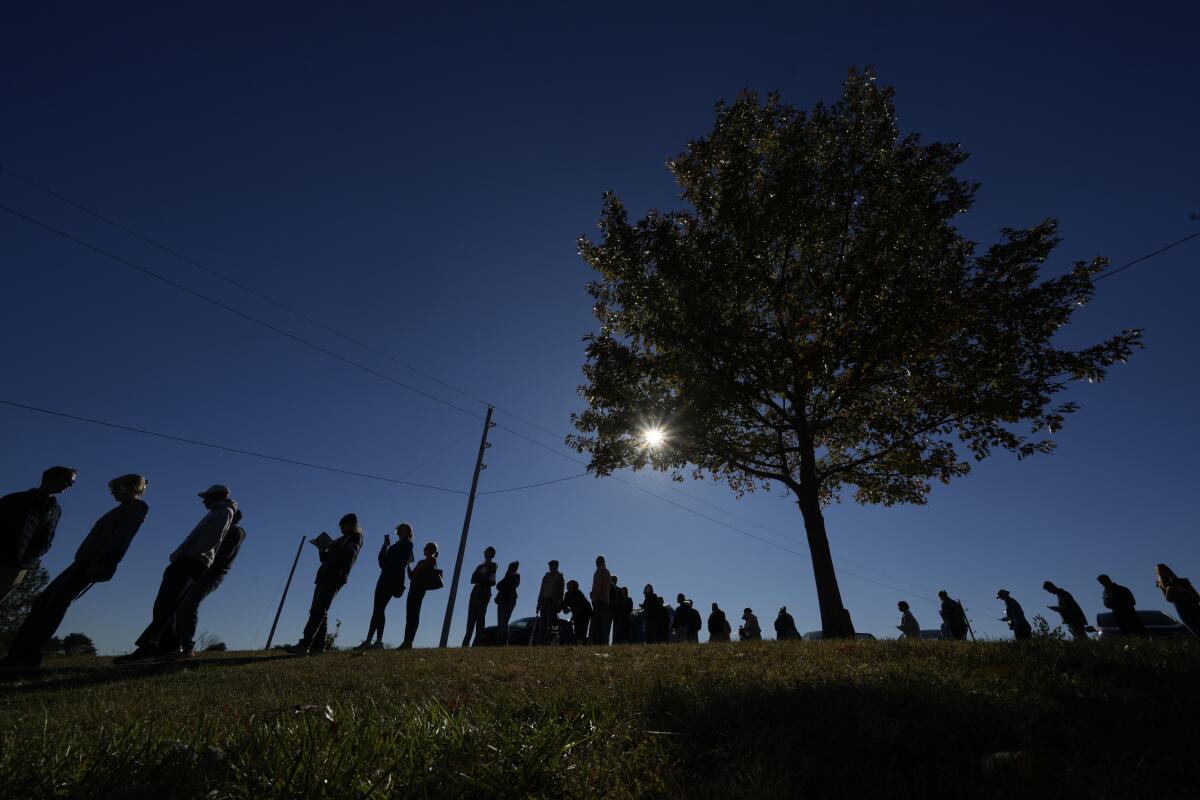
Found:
<box><xmin>2</xmin><ymin>3</ymin><xmax>1197</xmax><ymax>652</ymax></box>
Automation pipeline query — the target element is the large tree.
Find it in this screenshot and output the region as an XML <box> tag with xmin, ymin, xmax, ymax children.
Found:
<box><xmin>569</xmin><ymin>70</ymin><xmax>1141</xmax><ymax>637</ymax></box>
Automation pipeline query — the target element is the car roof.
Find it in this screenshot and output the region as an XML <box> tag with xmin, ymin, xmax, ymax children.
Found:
<box><xmin>1095</xmin><ymin>610</ymin><xmax>1181</xmax><ymax>626</ymax></box>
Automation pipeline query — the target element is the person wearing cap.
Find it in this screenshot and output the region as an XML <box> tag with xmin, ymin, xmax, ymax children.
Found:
<box><xmin>0</xmin><ymin>466</ymin><xmax>77</xmax><ymax>604</ymax></box>
<box><xmin>462</xmin><ymin>545</ymin><xmax>498</xmax><ymax>647</ymax></box>
<box><xmin>739</xmin><ymin>608</ymin><xmax>762</xmax><ymax>641</ymax></box>
<box><xmin>115</xmin><ymin>484</ymin><xmax>237</xmax><ymax>663</ymax></box>
<box><xmin>896</xmin><ymin>601</ymin><xmax>921</xmax><ymax>640</ymax></box>
<box><xmin>708</xmin><ymin>602</ymin><xmax>731</xmax><ymax>643</ymax></box>
<box><xmin>398</xmin><ymin>541</ymin><xmax>441</xmax><ymax>649</ymax></box>
<box><xmin>997</xmin><ymin>589</ymin><xmax>1032</xmax><ymax>641</ymax></box>
<box><xmin>286</xmin><ymin>513</ymin><xmax>364</xmax><ymax>655</ymax></box>
<box><xmin>1043</xmin><ymin>581</ymin><xmax>1089</xmax><ymax>641</ymax></box>
<box><xmin>162</xmin><ymin>509</ymin><xmax>247</xmax><ymax>658</ymax></box>
<box><xmin>774</xmin><ymin>606</ymin><xmax>800</xmax><ymax>641</ymax></box>
<box><xmin>2</xmin><ymin>474</ymin><xmax>147</xmax><ymax>668</ymax></box>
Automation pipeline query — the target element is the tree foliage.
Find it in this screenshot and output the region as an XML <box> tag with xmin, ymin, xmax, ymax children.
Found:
<box><xmin>571</xmin><ymin>70</ymin><xmax>1140</xmax><ymax>505</ymax></box>
<box><xmin>61</xmin><ymin>632</ymin><xmax>97</xmax><ymax>656</ymax></box>
<box><xmin>0</xmin><ymin>566</ymin><xmax>49</xmax><ymax>648</ymax></box>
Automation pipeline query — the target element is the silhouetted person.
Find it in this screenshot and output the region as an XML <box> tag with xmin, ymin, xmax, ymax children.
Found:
<box><xmin>115</xmin><ymin>484</ymin><xmax>236</xmax><ymax>663</ymax></box>
<box><xmin>672</xmin><ymin>596</ymin><xmax>701</xmax><ymax>643</ymax></box>
<box><xmin>937</xmin><ymin>590</ymin><xmax>969</xmax><ymax>640</ymax></box>
<box><xmin>494</xmin><ymin>560</ymin><xmax>520</xmax><ymax>645</ymax></box>
<box><xmin>286</xmin><ymin>513</ymin><xmax>363</xmax><ymax>655</ymax></box>
<box><xmin>610</xmin><ymin>575</ymin><xmax>631</xmax><ymax>644</ymax></box>
<box><xmin>161</xmin><ymin>508</ymin><xmax>246</xmax><ymax>657</ymax></box>
<box><xmin>997</xmin><ymin>589</ymin><xmax>1032</xmax><ymax>641</ymax></box>
<box><xmin>462</xmin><ymin>546</ymin><xmax>498</xmax><ymax>647</ymax></box>
<box><xmin>708</xmin><ymin>603</ymin><xmax>731</xmax><ymax>642</ymax></box>
<box><xmin>589</xmin><ymin>555</ymin><xmax>611</xmax><ymax>645</ymax></box>
<box><xmin>774</xmin><ymin>606</ymin><xmax>801</xmax><ymax>640</ymax></box>
<box><xmin>640</xmin><ymin>585</ymin><xmax>662</xmax><ymax>643</ymax></box>
<box><xmin>359</xmin><ymin>522</ymin><xmax>414</xmax><ymax>650</ymax></box>
<box><xmin>535</xmin><ymin>560</ymin><xmax>564</xmax><ymax>644</ymax></box>
<box><xmin>562</xmin><ymin>579</ymin><xmax>592</xmax><ymax>643</ymax></box>
<box><xmin>0</xmin><ymin>466</ymin><xmax>76</xmax><ymax>603</ymax></box>
<box><xmin>897</xmin><ymin>601</ymin><xmax>920</xmax><ymax>639</ymax></box>
<box><xmin>739</xmin><ymin>608</ymin><xmax>761</xmax><ymax>641</ymax></box>
<box><xmin>1</xmin><ymin>474</ymin><xmax>146</xmax><ymax>668</ymax></box>
<box><xmin>1043</xmin><ymin>581</ymin><xmax>1088</xmax><ymax>641</ymax></box>
<box><xmin>399</xmin><ymin>541</ymin><xmax>441</xmax><ymax>649</ymax></box>
<box><xmin>1156</xmin><ymin>564</ymin><xmax>1200</xmax><ymax>637</ymax></box>
<box><xmin>1098</xmin><ymin>574</ymin><xmax>1146</xmax><ymax>637</ymax></box>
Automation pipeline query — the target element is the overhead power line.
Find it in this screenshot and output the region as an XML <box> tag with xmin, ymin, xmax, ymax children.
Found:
<box><xmin>1093</xmin><ymin>229</ymin><xmax>1200</xmax><ymax>282</ymax></box>
<box><xmin>0</xmin><ymin>399</ymin><xmax>582</xmax><ymax>498</ymax></box>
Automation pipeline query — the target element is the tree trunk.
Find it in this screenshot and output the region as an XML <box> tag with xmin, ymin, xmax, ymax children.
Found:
<box><xmin>796</xmin><ymin>485</ymin><xmax>855</xmax><ymax>639</ymax></box>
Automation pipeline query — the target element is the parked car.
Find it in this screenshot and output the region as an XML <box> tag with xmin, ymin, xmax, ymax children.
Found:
<box><xmin>477</xmin><ymin>616</ymin><xmax>575</xmax><ymax>646</ymax></box>
<box><xmin>918</xmin><ymin>629</ymin><xmax>948</xmax><ymax>640</ymax></box>
<box><xmin>802</xmin><ymin>631</ymin><xmax>877</xmax><ymax>641</ymax></box>
<box><xmin>1094</xmin><ymin>610</ymin><xmax>1190</xmax><ymax>639</ymax></box>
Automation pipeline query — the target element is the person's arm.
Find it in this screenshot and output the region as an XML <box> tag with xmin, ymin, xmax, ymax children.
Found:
<box><xmin>172</xmin><ymin>506</ymin><xmax>232</xmax><ymax>562</ymax></box>
<box><xmin>378</xmin><ymin>540</ymin><xmax>389</xmax><ymax>569</ymax></box>
<box><xmin>26</xmin><ymin>502</ymin><xmax>61</xmax><ymax>562</ymax></box>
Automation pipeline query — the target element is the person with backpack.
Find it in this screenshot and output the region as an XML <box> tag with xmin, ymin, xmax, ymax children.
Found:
<box><xmin>1</xmin><ymin>473</ymin><xmax>146</xmax><ymax>668</ymax></box>
<box><xmin>398</xmin><ymin>541</ymin><xmax>442</xmax><ymax>649</ymax></box>
<box><xmin>494</xmin><ymin>561</ymin><xmax>520</xmax><ymax>645</ymax></box>
<box><xmin>534</xmin><ymin>560</ymin><xmax>564</xmax><ymax>645</ymax></box>
<box><xmin>462</xmin><ymin>546</ymin><xmax>498</xmax><ymax>647</ymax></box>
<box><xmin>1043</xmin><ymin>581</ymin><xmax>1089</xmax><ymax>641</ymax></box>
<box><xmin>896</xmin><ymin>601</ymin><xmax>921</xmax><ymax>640</ymax></box>
<box><xmin>115</xmin><ymin>484</ymin><xmax>236</xmax><ymax>663</ymax></box>
<box><xmin>937</xmin><ymin>590</ymin><xmax>969</xmax><ymax>640</ymax></box>
<box><xmin>562</xmin><ymin>579</ymin><xmax>592</xmax><ymax>644</ymax></box>
<box><xmin>1154</xmin><ymin>564</ymin><xmax>1199</xmax><ymax>637</ymax></box>
<box><xmin>739</xmin><ymin>608</ymin><xmax>762</xmax><ymax>641</ymax></box>
<box><xmin>1</xmin><ymin>466</ymin><xmax>76</xmax><ymax>603</ymax></box>
<box><xmin>286</xmin><ymin>513</ymin><xmax>363</xmax><ymax>655</ymax></box>
<box><xmin>1098</xmin><ymin>574</ymin><xmax>1146</xmax><ymax>637</ymax></box>
<box><xmin>774</xmin><ymin>606</ymin><xmax>801</xmax><ymax>640</ymax></box>
<box><xmin>162</xmin><ymin>508</ymin><xmax>246</xmax><ymax>658</ymax></box>
<box><xmin>358</xmin><ymin>522</ymin><xmax>415</xmax><ymax>650</ymax></box>
<box><xmin>708</xmin><ymin>602</ymin><xmax>731</xmax><ymax>642</ymax></box>
<box><xmin>997</xmin><ymin>589</ymin><xmax>1032</xmax><ymax>641</ymax></box>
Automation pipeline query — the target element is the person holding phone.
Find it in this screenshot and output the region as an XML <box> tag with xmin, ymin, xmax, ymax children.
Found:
<box><xmin>357</xmin><ymin>522</ymin><xmax>414</xmax><ymax>649</ymax></box>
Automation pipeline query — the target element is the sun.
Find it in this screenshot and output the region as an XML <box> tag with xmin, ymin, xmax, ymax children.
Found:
<box><xmin>642</xmin><ymin>427</ymin><xmax>666</xmax><ymax>448</ymax></box>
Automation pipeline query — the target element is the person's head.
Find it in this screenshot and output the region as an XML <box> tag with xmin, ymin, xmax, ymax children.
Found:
<box><xmin>395</xmin><ymin>522</ymin><xmax>413</xmax><ymax>540</ymax></box>
<box><xmin>548</xmin><ymin>559</ymin><xmax>559</xmax><ymax>572</ymax></box>
<box><xmin>779</xmin><ymin>606</ymin><xmax>788</xmax><ymax>614</ymax></box>
<box><xmin>197</xmin><ymin>484</ymin><xmax>230</xmax><ymax>508</ymax></box>
<box><xmin>423</xmin><ymin>541</ymin><xmax>439</xmax><ymax>558</ymax></box>
<box><xmin>40</xmin><ymin>466</ymin><xmax>77</xmax><ymax>494</ymax></box>
<box><xmin>506</xmin><ymin>560</ymin><xmax>519</xmax><ymax>574</ymax></box>
<box><xmin>937</xmin><ymin>590</ymin><xmax>949</xmax><ymax>600</ymax></box>
<box><xmin>996</xmin><ymin>589</ymin><xmax>1010</xmax><ymax>599</ymax></box>
<box><xmin>677</xmin><ymin>593</ymin><xmax>686</xmax><ymax>604</ymax></box>
<box><xmin>1097</xmin><ymin>574</ymin><xmax>1112</xmax><ymax>586</ymax></box>
<box><xmin>596</xmin><ymin>555</ymin><xmax>606</xmax><ymax>567</ymax></box>
<box><xmin>566</xmin><ymin>579</ymin><xmax>579</xmax><ymax>591</ymax></box>
<box><xmin>1155</xmin><ymin>564</ymin><xmax>1177</xmax><ymax>586</ymax></box>
<box><xmin>712</xmin><ymin>602</ymin><xmax>719</xmax><ymax>611</ymax></box>
<box><xmin>1043</xmin><ymin>581</ymin><xmax>1058</xmax><ymax>593</ymax></box>
<box><xmin>338</xmin><ymin>513</ymin><xmax>360</xmax><ymax>535</ymax></box>
<box><xmin>483</xmin><ymin>546</ymin><xmax>496</xmax><ymax>561</ymax></box>
<box><xmin>108</xmin><ymin>473</ymin><xmax>147</xmax><ymax>503</ymax></box>
<box><xmin>743</xmin><ymin>608</ymin><xmax>753</xmax><ymax>618</ymax></box>
<box><xmin>611</xmin><ymin>574</ymin><xmax>618</xmax><ymax>585</ymax></box>
<box><xmin>897</xmin><ymin>601</ymin><xmax>909</xmax><ymax>612</ymax></box>
<box><xmin>232</xmin><ymin>509</ymin><xmax>243</xmax><ymax>524</ymax></box>
<box><xmin>644</xmin><ymin>583</ymin><xmax>654</xmax><ymax>595</ymax></box>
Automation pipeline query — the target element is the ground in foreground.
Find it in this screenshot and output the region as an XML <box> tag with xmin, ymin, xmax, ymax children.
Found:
<box><xmin>0</xmin><ymin>639</ymin><xmax>1197</xmax><ymax>798</ymax></box>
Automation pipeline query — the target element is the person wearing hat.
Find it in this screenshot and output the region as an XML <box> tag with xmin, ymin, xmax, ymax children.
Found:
<box><xmin>1043</xmin><ymin>581</ymin><xmax>1089</xmax><ymax>641</ymax></box>
<box><xmin>997</xmin><ymin>589</ymin><xmax>1032</xmax><ymax>641</ymax></box>
<box><xmin>287</xmin><ymin>513</ymin><xmax>364</xmax><ymax>655</ymax></box>
<box><xmin>2</xmin><ymin>474</ymin><xmax>147</xmax><ymax>668</ymax></box>
<box><xmin>115</xmin><ymin>484</ymin><xmax>237</xmax><ymax>663</ymax></box>
<box><xmin>739</xmin><ymin>608</ymin><xmax>761</xmax><ymax>641</ymax></box>
<box><xmin>162</xmin><ymin>508</ymin><xmax>247</xmax><ymax>658</ymax></box>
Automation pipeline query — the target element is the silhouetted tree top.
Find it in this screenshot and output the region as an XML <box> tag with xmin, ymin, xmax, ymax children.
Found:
<box><xmin>570</xmin><ymin>69</ymin><xmax>1141</xmax><ymax>636</ymax></box>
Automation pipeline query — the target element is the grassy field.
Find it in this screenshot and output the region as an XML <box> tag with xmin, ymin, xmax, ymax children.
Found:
<box><xmin>0</xmin><ymin>639</ymin><xmax>1197</xmax><ymax>799</ymax></box>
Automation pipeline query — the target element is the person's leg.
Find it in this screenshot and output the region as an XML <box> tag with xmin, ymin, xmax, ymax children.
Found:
<box><xmin>462</xmin><ymin>593</ymin><xmax>481</xmax><ymax>647</ymax></box>
<box><xmin>134</xmin><ymin>561</ymin><xmax>203</xmax><ymax>650</ymax></box>
<box><xmin>169</xmin><ymin>571</ymin><xmax>223</xmax><ymax>654</ymax></box>
<box><xmin>367</xmin><ymin>580</ymin><xmax>390</xmax><ymax>644</ymax></box>
<box><xmin>402</xmin><ymin>588</ymin><xmax>425</xmax><ymax>646</ymax></box>
<box><xmin>0</xmin><ymin>567</ymin><xmax>28</xmax><ymax>605</ymax></box>
<box><xmin>4</xmin><ymin>563</ymin><xmax>91</xmax><ymax>664</ymax></box>
<box><xmin>301</xmin><ymin>580</ymin><xmax>340</xmax><ymax>651</ymax></box>
<box><xmin>496</xmin><ymin>601</ymin><xmax>513</xmax><ymax>645</ymax></box>
<box><xmin>471</xmin><ymin>592</ymin><xmax>489</xmax><ymax>646</ymax></box>
<box><xmin>539</xmin><ymin>607</ymin><xmax>556</xmax><ymax>644</ymax></box>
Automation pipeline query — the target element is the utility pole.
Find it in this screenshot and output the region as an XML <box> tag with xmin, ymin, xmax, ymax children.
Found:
<box><xmin>439</xmin><ymin>405</ymin><xmax>494</xmax><ymax>647</ymax></box>
<box><xmin>265</xmin><ymin>535</ymin><xmax>306</xmax><ymax>650</ymax></box>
